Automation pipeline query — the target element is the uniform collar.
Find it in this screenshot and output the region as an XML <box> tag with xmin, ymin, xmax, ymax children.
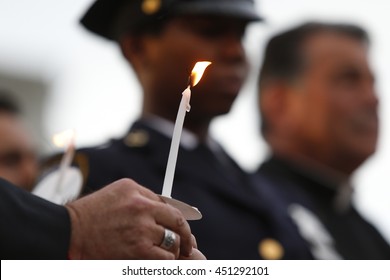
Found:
<box><xmin>142</xmin><ymin>115</ymin><xmax>198</xmax><ymax>150</ymax></box>
<box><xmin>141</xmin><ymin>115</ymin><xmax>220</xmax><ymax>152</ymax></box>
<box><xmin>269</xmin><ymin>154</ymin><xmax>354</xmax><ymax>213</ymax></box>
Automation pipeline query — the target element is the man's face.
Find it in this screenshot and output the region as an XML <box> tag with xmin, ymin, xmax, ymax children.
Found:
<box><xmin>133</xmin><ymin>15</ymin><xmax>249</xmax><ymax>122</ymax></box>
<box><xmin>290</xmin><ymin>32</ymin><xmax>378</xmax><ymax>168</ymax></box>
<box><xmin>0</xmin><ymin>113</ymin><xmax>38</xmax><ymax>191</ymax></box>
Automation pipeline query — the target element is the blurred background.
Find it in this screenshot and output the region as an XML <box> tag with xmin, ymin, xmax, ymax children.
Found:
<box><xmin>1</xmin><ymin>0</ymin><xmax>389</xmax><ymax>242</ymax></box>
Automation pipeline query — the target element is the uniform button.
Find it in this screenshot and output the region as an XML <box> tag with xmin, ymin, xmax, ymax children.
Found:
<box><xmin>124</xmin><ymin>130</ymin><xmax>149</xmax><ymax>147</ymax></box>
<box><xmin>142</xmin><ymin>0</ymin><xmax>161</xmax><ymax>15</ymax></box>
<box><xmin>258</xmin><ymin>238</ymin><xmax>284</xmax><ymax>260</ymax></box>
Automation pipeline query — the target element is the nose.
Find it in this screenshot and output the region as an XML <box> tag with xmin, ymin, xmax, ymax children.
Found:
<box><xmin>363</xmin><ymin>80</ymin><xmax>379</xmax><ymax>110</ymax></box>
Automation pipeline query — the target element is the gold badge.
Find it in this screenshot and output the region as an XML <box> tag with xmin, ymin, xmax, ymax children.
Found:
<box><xmin>258</xmin><ymin>238</ymin><xmax>284</xmax><ymax>260</ymax></box>
<box><xmin>142</xmin><ymin>0</ymin><xmax>161</xmax><ymax>15</ymax></box>
<box><xmin>124</xmin><ymin>130</ymin><xmax>149</xmax><ymax>147</ymax></box>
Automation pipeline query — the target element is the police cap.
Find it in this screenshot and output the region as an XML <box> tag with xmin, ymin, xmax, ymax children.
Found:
<box><xmin>81</xmin><ymin>0</ymin><xmax>263</xmax><ymax>40</ymax></box>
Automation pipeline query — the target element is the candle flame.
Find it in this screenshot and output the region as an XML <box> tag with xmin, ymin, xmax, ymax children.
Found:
<box><xmin>190</xmin><ymin>61</ymin><xmax>212</xmax><ymax>87</ymax></box>
<box><xmin>52</xmin><ymin>129</ymin><xmax>76</xmax><ymax>148</ymax></box>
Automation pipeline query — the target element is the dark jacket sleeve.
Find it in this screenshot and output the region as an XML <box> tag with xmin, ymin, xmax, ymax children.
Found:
<box><xmin>0</xmin><ymin>178</ymin><xmax>71</xmax><ymax>259</ymax></box>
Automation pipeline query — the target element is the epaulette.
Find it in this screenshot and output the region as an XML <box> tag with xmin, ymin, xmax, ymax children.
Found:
<box><xmin>123</xmin><ymin>129</ymin><xmax>150</xmax><ymax>148</ymax></box>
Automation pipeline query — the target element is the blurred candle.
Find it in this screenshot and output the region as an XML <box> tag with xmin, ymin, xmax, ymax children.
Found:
<box><xmin>162</xmin><ymin>61</ymin><xmax>211</xmax><ymax>197</ymax></box>
<box><xmin>52</xmin><ymin>129</ymin><xmax>76</xmax><ymax>190</ymax></box>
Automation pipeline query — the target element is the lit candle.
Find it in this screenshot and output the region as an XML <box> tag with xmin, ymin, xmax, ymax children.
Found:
<box><xmin>52</xmin><ymin>129</ymin><xmax>76</xmax><ymax>190</ymax></box>
<box><xmin>162</xmin><ymin>61</ymin><xmax>211</xmax><ymax>197</ymax></box>
<box><xmin>33</xmin><ymin>129</ymin><xmax>82</xmax><ymax>204</ymax></box>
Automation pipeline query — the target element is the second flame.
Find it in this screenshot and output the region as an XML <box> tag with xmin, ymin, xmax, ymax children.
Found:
<box><xmin>52</xmin><ymin>129</ymin><xmax>76</xmax><ymax>148</ymax></box>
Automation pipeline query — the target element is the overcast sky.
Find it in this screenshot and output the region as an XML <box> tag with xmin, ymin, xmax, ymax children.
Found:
<box><xmin>0</xmin><ymin>0</ymin><xmax>389</xmax><ymax>242</ymax></box>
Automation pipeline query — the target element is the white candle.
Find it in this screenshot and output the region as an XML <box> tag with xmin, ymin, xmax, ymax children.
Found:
<box><xmin>162</xmin><ymin>86</ymin><xmax>191</xmax><ymax>197</ymax></box>
<box><xmin>52</xmin><ymin>129</ymin><xmax>76</xmax><ymax>191</ymax></box>
<box><xmin>161</xmin><ymin>61</ymin><xmax>211</xmax><ymax>197</ymax></box>
<box><xmin>33</xmin><ymin>129</ymin><xmax>82</xmax><ymax>205</ymax></box>
<box><xmin>56</xmin><ymin>141</ymin><xmax>75</xmax><ymax>190</ymax></box>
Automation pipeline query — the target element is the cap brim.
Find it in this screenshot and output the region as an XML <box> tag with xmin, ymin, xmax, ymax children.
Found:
<box><xmin>173</xmin><ymin>2</ymin><xmax>263</xmax><ymax>22</ymax></box>
<box><xmin>80</xmin><ymin>0</ymin><xmax>127</xmax><ymax>40</ymax></box>
<box><xmin>80</xmin><ymin>0</ymin><xmax>263</xmax><ymax>41</ymax></box>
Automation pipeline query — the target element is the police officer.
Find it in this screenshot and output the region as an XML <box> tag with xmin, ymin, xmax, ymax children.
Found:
<box><xmin>254</xmin><ymin>22</ymin><xmax>390</xmax><ymax>259</ymax></box>
<box><xmin>70</xmin><ymin>0</ymin><xmax>313</xmax><ymax>259</ymax></box>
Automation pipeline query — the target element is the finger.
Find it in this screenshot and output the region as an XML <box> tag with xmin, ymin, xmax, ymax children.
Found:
<box><xmin>145</xmin><ymin>246</ymin><xmax>176</xmax><ymax>260</ymax></box>
<box><xmin>119</xmin><ymin>178</ymin><xmax>192</xmax><ymax>256</ymax></box>
<box><xmin>190</xmin><ymin>248</ymin><xmax>207</xmax><ymax>260</ymax></box>
<box><xmin>156</xmin><ymin>227</ymin><xmax>181</xmax><ymax>259</ymax></box>
<box><xmin>179</xmin><ymin>248</ymin><xmax>207</xmax><ymax>260</ymax></box>
<box><xmin>137</xmin><ymin>186</ymin><xmax>161</xmax><ymax>202</ymax></box>
<box><xmin>129</xmin><ymin>223</ymin><xmax>180</xmax><ymax>259</ymax></box>
<box><xmin>116</xmin><ymin>178</ymin><xmax>161</xmax><ymax>202</ymax></box>
<box><xmin>191</xmin><ymin>234</ymin><xmax>198</xmax><ymax>249</ymax></box>
<box><xmin>152</xmin><ymin>203</ymin><xmax>192</xmax><ymax>257</ymax></box>
<box><xmin>127</xmin><ymin>180</ymin><xmax>164</xmax><ymax>203</ymax></box>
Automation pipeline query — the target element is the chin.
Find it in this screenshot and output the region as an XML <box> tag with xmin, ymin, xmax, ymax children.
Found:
<box><xmin>214</xmin><ymin>104</ymin><xmax>235</xmax><ymax>117</ymax></box>
<box><xmin>347</xmin><ymin>143</ymin><xmax>377</xmax><ymax>167</ymax></box>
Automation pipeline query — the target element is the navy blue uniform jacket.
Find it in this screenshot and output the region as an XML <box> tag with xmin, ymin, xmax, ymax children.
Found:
<box><xmin>253</xmin><ymin>155</ymin><xmax>390</xmax><ymax>259</ymax></box>
<box><xmin>76</xmin><ymin>120</ymin><xmax>312</xmax><ymax>259</ymax></box>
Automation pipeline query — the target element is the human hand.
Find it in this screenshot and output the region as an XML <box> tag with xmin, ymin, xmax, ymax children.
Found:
<box><xmin>65</xmin><ymin>178</ymin><xmax>192</xmax><ymax>259</ymax></box>
<box><xmin>179</xmin><ymin>235</ymin><xmax>207</xmax><ymax>260</ymax></box>
<box><xmin>179</xmin><ymin>248</ymin><xmax>207</xmax><ymax>260</ymax></box>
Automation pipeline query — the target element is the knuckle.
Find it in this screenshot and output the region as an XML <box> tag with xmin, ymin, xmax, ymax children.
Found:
<box><xmin>117</xmin><ymin>178</ymin><xmax>137</xmax><ymax>193</ymax></box>
<box><xmin>175</xmin><ymin>234</ymin><xmax>181</xmax><ymax>246</ymax></box>
<box><xmin>118</xmin><ymin>178</ymin><xmax>136</xmax><ymax>186</ymax></box>
<box><xmin>127</xmin><ymin>194</ymin><xmax>152</xmax><ymax>212</ymax></box>
<box><xmin>176</xmin><ymin>214</ymin><xmax>186</xmax><ymax>227</ymax></box>
<box><xmin>167</xmin><ymin>207</ymin><xmax>185</xmax><ymax>224</ymax></box>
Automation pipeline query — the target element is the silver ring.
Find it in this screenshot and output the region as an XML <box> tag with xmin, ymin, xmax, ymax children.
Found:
<box><xmin>160</xmin><ymin>229</ymin><xmax>176</xmax><ymax>250</ymax></box>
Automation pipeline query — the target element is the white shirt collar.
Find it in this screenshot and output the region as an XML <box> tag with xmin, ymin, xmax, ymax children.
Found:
<box><xmin>143</xmin><ymin>115</ymin><xmax>199</xmax><ymax>150</ymax></box>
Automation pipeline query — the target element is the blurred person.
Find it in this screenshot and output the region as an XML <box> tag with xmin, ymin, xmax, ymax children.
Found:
<box><xmin>0</xmin><ymin>177</ymin><xmax>204</xmax><ymax>260</ymax></box>
<box><xmin>55</xmin><ymin>0</ymin><xmax>312</xmax><ymax>259</ymax></box>
<box><xmin>254</xmin><ymin>22</ymin><xmax>390</xmax><ymax>259</ymax></box>
<box><xmin>0</xmin><ymin>93</ymin><xmax>38</xmax><ymax>191</ymax></box>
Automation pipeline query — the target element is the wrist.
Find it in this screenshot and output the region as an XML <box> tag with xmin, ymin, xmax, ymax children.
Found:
<box><xmin>65</xmin><ymin>203</ymin><xmax>83</xmax><ymax>259</ymax></box>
